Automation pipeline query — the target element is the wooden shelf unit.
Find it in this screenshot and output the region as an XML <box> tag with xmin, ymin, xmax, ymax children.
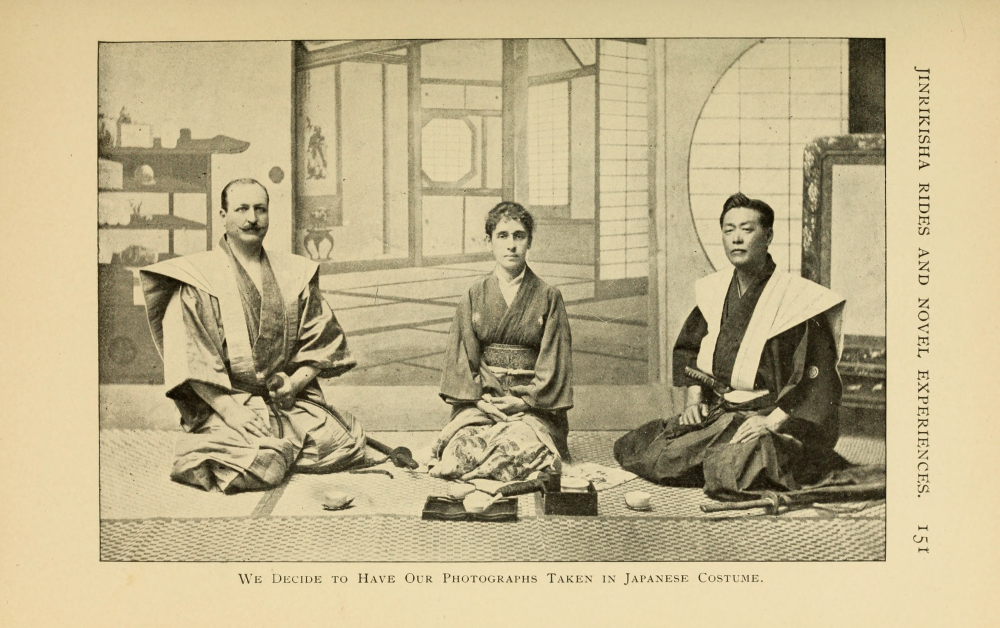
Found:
<box><xmin>98</xmin><ymin>132</ymin><xmax>249</xmax><ymax>385</ymax></box>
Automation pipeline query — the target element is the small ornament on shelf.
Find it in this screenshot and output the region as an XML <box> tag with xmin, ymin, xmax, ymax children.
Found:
<box><xmin>133</xmin><ymin>164</ymin><xmax>156</xmax><ymax>187</ymax></box>
<box><xmin>118</xmin><ymin>244</ymin><xmax>157</xmax><ymax>268</ymax></box>
<box><xmin>98</xmin><ymin>108</ymin><xmax>114</xmax><ymax>158</ymax></box>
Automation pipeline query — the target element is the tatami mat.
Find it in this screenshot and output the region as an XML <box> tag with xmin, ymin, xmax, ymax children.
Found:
<box><xmin>836</xmin><ymin>435</ymin><xmax>886</xmax><ymax>466</ymax></box>
<box><xmin>100</xmin><ymin>430</ymin><xmax>263</xmax><ymax>520</ymax></box>
<box><xmin>270</xmin><ymin>466</ymin><xmax>451</xmax><ymax>518</ymax></box>
<box><xmin>100</xmin><ymin>428</ymin><xmax>885</xmax><ymax>561</ymax></box>
<box><xmin>264</xmin><ymin>430</ymin><xmax>544</xmax><ymax>518</ymax></box>
<box><xmin>101</xmin><ymin>515</ymin><xmax>885</xmax><ymax>562</ymax></box>
<box><xmin>100</xmin><ymin>430</ymin><xmax>885</xmax><ymax>521</ymax></box>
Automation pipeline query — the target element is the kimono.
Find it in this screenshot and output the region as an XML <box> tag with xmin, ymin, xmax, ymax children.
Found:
<box><xmin>614</xmin><ymin>256</ymin><xmax>848</xmax><ymax>497</ymax></box>
<box><xmin>140</xmin><ymin>238</ymin><xmax>366</xmax><ymax>493</ymax></box>
<box><xmin>431</xmin><ymin>266</ymin><xmax>573</xmax><ymax>482</ymax></box>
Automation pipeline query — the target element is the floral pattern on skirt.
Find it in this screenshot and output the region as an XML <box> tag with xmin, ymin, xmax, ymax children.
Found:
<box><xmin>430</xmin><ymin>416</ymin><xmax>556</xmax><ymax>482</ymax></box>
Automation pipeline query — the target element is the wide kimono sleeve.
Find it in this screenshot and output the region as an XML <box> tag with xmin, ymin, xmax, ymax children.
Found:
<box><xmin>289</xmin><ymin>271</ymin><xmax>357</xmax><ymax>378</ymax></box>
<box><xmin>438</xmin><ymin>290</ymin><xmax>484</xmax><ymax>404</ymax></box>
<box><xmin>159</xmin><ymin>283</ymin><xmax>234</xmax><ymax>430</ymax></box>
<box><xmin>517</xmin><ymin>288</ymin><xmax>573</xmax><ymax>411</ymax></box>
<box><xmin>672</xmin><ymin>306</ymin><xmax>709</xmax><ymax>388</ymax></box>
<box><xmin>772</xmin><ymin>315</ymin><xmax>842</xmax><ymax>450</ymax></box>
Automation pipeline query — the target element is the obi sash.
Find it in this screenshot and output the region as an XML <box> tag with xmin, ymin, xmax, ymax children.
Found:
<box><xmin>483</xmin><ymin>343</ymin><xmax>537</xmax><ymax>373</ymax></box>
<box><xmin>482</xmin><ymin>343</ymin><xmax>536</xmax><ymax>391</ymax></box>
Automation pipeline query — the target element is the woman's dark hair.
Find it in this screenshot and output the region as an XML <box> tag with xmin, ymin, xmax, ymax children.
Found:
<box><xmin>719</xmin><ymin>192</ymin><xmax>774</xmax><ymax>230</ymax></box>
<box><xmin>485</xmin><ymin>201</ymin><xmax>534</xmax><ymax>243</ymax></box>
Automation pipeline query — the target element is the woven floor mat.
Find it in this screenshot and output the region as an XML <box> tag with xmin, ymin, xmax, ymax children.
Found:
<box><xmin>272</xmin><ymin>467</ymin><xmax>452</xmax><ymax>518</ymax></box>
<box><xmin>100</xmin><ymin>430</ymin><xmax>264</xmax><ymax>519</ymax></box>
<box><xmin>101</xmin><ymin>429</ymin><xmax>885</xmax><ymax>561</ymax></box>
<box><xmin>835</xmin><ymin>435</ymin><xmax>886</xmax><ymax>466</ymax></box>
<box><xmin>560</xmin><ymin>431</ymin><xmax>887</xmax><ymax>520</ymax></box>
<box><xmin>567</xmin><ymin>431</ymin><xmax>623</xmax><ymax>466</ymax></box>
<box><xmin>100</xmin><ymin>430</ymin><xmax>886</xmax><ymax>521</ymax></box>
<box><xmin>101</xmin><ymin>515</ymin><xmax>885</xmax><ymax>561</ymax></box>
<box><xmin>269</xmin><ymin>431</ymin><xmax>541</xmax><ymax>518</ymax></box>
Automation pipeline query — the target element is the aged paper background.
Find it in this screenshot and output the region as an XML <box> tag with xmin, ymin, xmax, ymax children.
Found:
<box><xmin>1</xmin><ymin>0</ymin><xmax>997</xmax><ymax>626</ymax></box>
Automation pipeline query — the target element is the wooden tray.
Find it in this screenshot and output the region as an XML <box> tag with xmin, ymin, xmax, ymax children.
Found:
<box><xmin>421</xmin><ymin>496</ymin><xmax>518</xmax><ymax>522</ymax></box>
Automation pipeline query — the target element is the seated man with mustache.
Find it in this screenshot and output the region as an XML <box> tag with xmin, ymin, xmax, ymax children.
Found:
<box><xmin>140</xmin><ymin>178</ymin><xmax>366</xmax><ymax>492</ymax></box>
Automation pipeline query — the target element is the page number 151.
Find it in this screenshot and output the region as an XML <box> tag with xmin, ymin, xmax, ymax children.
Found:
<box><xmin>913</xmin><ymin>525</ymin><xmax>929</xmax><ymax>553</ymax></box>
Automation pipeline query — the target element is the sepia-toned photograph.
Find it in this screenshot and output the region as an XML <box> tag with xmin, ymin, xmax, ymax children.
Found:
<box><xmin>97</xmin><ymin>38</ymin><xmax>887</xmax><ymax>562</ymax></box>
<box><xmin>7</xmin><ymin>0</ymin><xmax>1000</xmax><ymax>625</ymax></box>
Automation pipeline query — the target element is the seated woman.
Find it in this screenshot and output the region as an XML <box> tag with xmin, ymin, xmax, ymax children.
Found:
<box><xmin>430</xmin><ymin>202</ymin><xmax>573</xmax><ymax>482</ymax></box>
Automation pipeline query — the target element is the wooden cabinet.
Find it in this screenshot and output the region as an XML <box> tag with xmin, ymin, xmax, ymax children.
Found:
<box><xmin>98</xmin><ymin>131</ymin><xmax>249</xmax><ymax>384</ymax></box>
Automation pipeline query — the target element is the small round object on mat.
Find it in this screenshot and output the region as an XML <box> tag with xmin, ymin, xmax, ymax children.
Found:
<box><xmin>625</xmin><ymin>491</ymin><xmax>652</xmax><ymax>511</ymax></box>
<box><xmin>448</xmin><ymin>482</ymin><xmax>477</xmax><ymax>500</ymax></box>
<box><xmin>560</xmin><ymin>476</ymin><xmax>590</xmax><ymax>493</ymax></box>
<box><xmin>322</xmin><ymin>490</ymin><xmax>354</xmax><ymax>511</ymax></box>
<box><xmin>463</xmin><ymin>491</ymin><xmax>493</xmax><ymax>513</ymax></box>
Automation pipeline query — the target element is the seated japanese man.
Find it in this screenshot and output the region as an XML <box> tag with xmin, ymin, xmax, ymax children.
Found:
<box><xmin>614</xmin><ymin>192</ymin><xmax>852</xmax><ymax>500</ymax></box>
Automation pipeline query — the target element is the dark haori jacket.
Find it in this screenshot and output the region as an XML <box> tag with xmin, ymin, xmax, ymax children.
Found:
<box><xmin>615</xmin><ymin>256</ymin><xmax>849</xmax><ymax>497</ymax></box>
<box><xmin>438</xmin><ymin>266</ymin><xmax>573</xmax><ymax>458</ymax></box>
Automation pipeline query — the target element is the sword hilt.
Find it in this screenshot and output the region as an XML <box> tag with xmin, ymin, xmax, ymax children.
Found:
<box><xmin>700</xmin><ymin>491</ymin><xmax>783</xmax><ymax>515</ymax></box>
<box><xmin>684</xmin><ymin>366</ymin><xmax>732</xmax><ymax>395</ymax></box>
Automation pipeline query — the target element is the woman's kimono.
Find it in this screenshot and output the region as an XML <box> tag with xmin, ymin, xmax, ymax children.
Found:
<box><xmin>140</xmin><ymin>238</ymin><xmax>366</xmax><ymax>493</ymax></box>
<box><xmin>614</xmin><ymin>256</ymin><xmax>848</xmax><ymax>498</ymax></box>
<box><xmin>431</xmin><ymin>266</ymin><xmax>573</xmax><ymax>482</ymax></box>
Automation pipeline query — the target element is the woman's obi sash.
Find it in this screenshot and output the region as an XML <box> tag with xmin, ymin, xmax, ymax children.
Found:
<box><xmin>482</xmin><ymin>343</ymin><xmax>536</xmax><ymax>390</ymax></box>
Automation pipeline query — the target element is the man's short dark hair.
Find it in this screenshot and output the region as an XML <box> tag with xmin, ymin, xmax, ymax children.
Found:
<box><xmin>719</xmin><ymin>192</ymin><xmax>775</xmax><ymax>230</ymax></box>
<box><xmin>485</xmin><ymin>201</ymin><xmax>534</xmax><ymax>243</ymax></box>
<box><xmin>221</xmin><ymin>178</ymin><xmax>269</xmax><ymax>211</ymax></box>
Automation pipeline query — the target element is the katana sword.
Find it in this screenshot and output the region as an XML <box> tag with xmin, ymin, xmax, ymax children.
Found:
<box><xmin>700</xmin><ymin>482</ymin><xmax>886</xmax><ymax>515</ymax></box>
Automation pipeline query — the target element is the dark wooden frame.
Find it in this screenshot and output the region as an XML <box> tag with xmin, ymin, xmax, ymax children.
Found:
<box><xmin>801</xmin><ymin>133</ymin><xmax>886</xmax><ymax>286</ymax></box>
<box><xmin>296</xmin><ymin>40</ymin><xmax>431</xmax><ymax>71</ymax></box>
<box><xmin>801</xmin><ymin>132</ymin><xmax>886</xmax><ymax>411</ymax></box>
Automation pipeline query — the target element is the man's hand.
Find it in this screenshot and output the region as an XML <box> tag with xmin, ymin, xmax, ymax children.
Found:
<box><xmin>222</xmin><ymin>408</ymin><xmax>271</xmax><ymax>444</ymax></box>
<box><xmin>679</xmin><ymin>385</ymin><xmax>708</xmax><ymax>426</ymax></box>
<box><xmin>267</xmin><ymin>373</ymin><xmax>296</xmax><ymax>410</ymax></box>
<box><xmin>729</xmin><ymin>408</ymin><xmax>790</xmax><ymax>444</ymax></box>
<box><xmin>267</xmin><ymin>366</ymin><xmax>322</xmax><ymax>410</ymax></box>
<box><xmin>190</xmin><ymin>381</ymin><xmax>271</xmax><ymax>444</ymax></box>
